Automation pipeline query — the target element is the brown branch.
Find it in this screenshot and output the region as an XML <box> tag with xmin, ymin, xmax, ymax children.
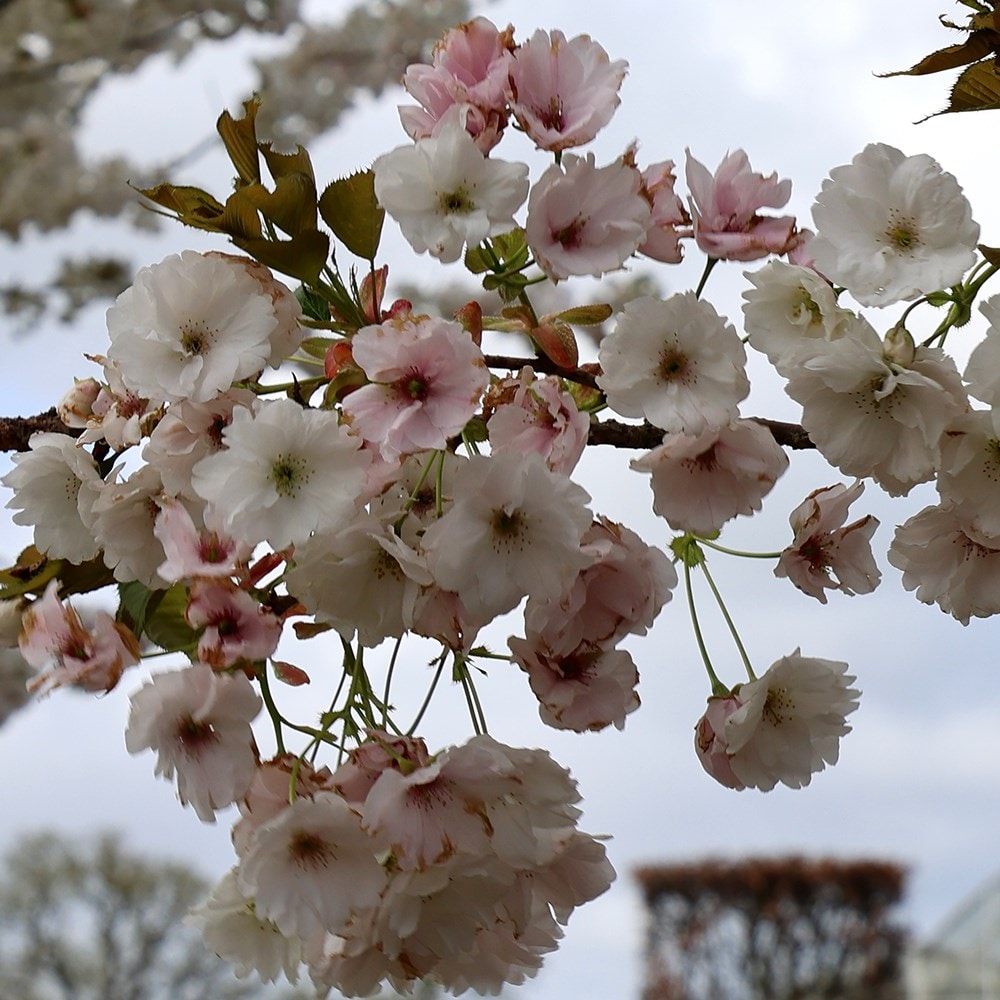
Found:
<box><xmin>484</xmin><ymin>353</ymin><xmax>600</xmax><ymax>390</ymax></box>
<box><xmin>588</xmin><ymin>416</ymin><xmax>814</xmax><ymax>451</ymax></box>
<box><xmin>0</xmin><ymin>410</ymin><xmax>77</xmax><ymax>452</ymax></box>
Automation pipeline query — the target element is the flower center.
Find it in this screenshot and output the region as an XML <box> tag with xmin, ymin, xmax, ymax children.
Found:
<box><xmin>553</xmin><ymin>217</ymin><xmax>586</xmax><ymax>248</ymax></box>
<box><xmin>882</xmin><ymin>211</ymin><xmax>921</xmax><ymax>255</ymax></box>
<box><xmin>658</xmin><ymin>346</ymin><xmax>691</xmax><ymax>385</ymax></box>
<box><xmin>288</xmin><ymin>830</ymin><xmax>333</xmax><ymax>870</ymax></box>
<box><xmin>270</xmin><ymin>454</ymin><xmax>310</xmax><ymax>498</ymax></box>
<box><xmin>536</xmin><ymin>96</ymin><xmax>565</xmax><ymax>131</ymax></box>
<box><xmin>180</xmin><ymin>322</ymin><xmax>216</xmax><ymax>356</ymax></box>
<box><xmin>791</xmin><ymin>286</ymin><xmax>823</xmax><ymax>326</ymax></box>
<box><xmin>491</xmin><ymin>508</ymin><xmax>527</xmax><ymax>553</ymax></box>
<box><xmin>439</xmin><ymin>187</ymin><xmax>474</xmax><ymax>215</ymax></box>
<box><xmin>762</xmin><ymin>686</ymin><xmax>794</xmax><ymax>726</ymax></box>
<box><xmin>175</xmin><ymin>715</ymin><xmax>218</xmax><ymax>755</ymax></box>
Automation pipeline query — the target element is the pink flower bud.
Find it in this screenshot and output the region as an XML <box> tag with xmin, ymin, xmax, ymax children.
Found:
<box><xmin>694</xmin><ymin>695</ymin><xmax>746</xmax><ymax>790</ymax></box>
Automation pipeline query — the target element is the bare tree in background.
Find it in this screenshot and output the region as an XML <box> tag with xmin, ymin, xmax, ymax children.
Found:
<box><xmin>635</xmin><ymin>857</ymin><xmax>908</xmax><ymax>1000</ymax></box>
<box><xmin>0</xmin><ymin>0</ymin><xmax>470</xmax><ymax>325</ymax></box>
<box><xmin>0</xmin><ymin>830</ymin><xmax>316</xmax><ymax>999</ymax></box>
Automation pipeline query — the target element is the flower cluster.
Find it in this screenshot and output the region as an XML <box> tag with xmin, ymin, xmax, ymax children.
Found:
<box><xmin>1</xmin><ymin>13</ymin><xmax>997</xmax><ymax>997</ymax></box>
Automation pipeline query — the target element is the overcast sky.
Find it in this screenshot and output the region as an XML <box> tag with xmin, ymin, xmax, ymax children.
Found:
<box><xmin>2</xmin><ymin>2</ymin><xmax>998</xmax><ymax>997</ymax></box>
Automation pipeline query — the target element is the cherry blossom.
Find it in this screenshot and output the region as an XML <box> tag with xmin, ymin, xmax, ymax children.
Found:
<box><xmin>342</xmin><ymin>312</ymin><xmax>488</xmax><ymax>460</ymax></box>
<box><xmin>685</xmin><ymin>148</ymin><xmax>798</xmax><ymax>261</ymax></box>
<box><xmin>598</xmin><ymin>292</ymin><xmax>748</xmax><ymax>435</ymax></box>
<box><xmin>742</xmin><ymin>260</ymin><xmax>851</xmax><ymax>375</ymax></box>
<box><xmin>191</xmin><ymin>397</ymin><xmax>370</xmax><ymax>549</ymax></box>
<box><xmin>889</xmin><ymin>503</ymin><xmax>1000</xmax><ymax>625</ymax></box>
<box><xmin>399</xmin><ymin>16</ymin><xmax>514</xmax><ymax>152</ymax></box>
<box><xmin>509</xmin><ymin>28</ymin><xmax>627</xmax><ymax>152</ymax></box>
<box><xmin>784</xmin><ymin>318</ymin><xmax>968</xmax><ymax>495</ymax></box>
<box><xmin>124</xmin><ymin>662</ymin><xmax>262</xmax><ymax>822</ymax></box>
<box><xmin>106</xmin><ymin>251</ymin><xmax>295</xmax><ymax>403</ymax></box>
<box><xmin>19</xmin><ymin>579</ymin><xmax>140</xmax><ymax>695</ymax></box>
<box><xmin>631</xmin><ymin>420</ymin><xmax>788</xmax><ymax>536</ymax></box>
<box><xmin>638</xmin><ymin>159</ymin><xmax>692</xmax><ymax>264</ymax></box>
<box><xmin>525</xmin><ymin>153</ymin><xmax>651</xmax><ymax>281</ymax></box>
<box><xmin>719</xmin><ymin>651</ymin><xmax>860</xmax><ymax>791</ymax></box>
<box><xmin>186</xmin><ymin>582</ymin><xmax>282</xmax><ymax>669</ymax></box>
<box><xmin>419</xmin><ymin>451</ymin><xmax>593</xmax><ymax>621</ymax></box>
<box><xmin>775</xmin><ymin>481</ymin><xmax>881</xmax><ymax>603</ymax></box>
<box><xmin>810</xmin><ymin>142</ymin><xmax>980</xmax><ymax>307</ymax></box>
<box><xmin>485</xmin><ymin>366</ymin><xmax>590</xmax><ymax>474</ymax></box>
<box><xmin>3</xmin><ymin>432</ymin><xmax>103</xmax><ymax>564</ymax></box>
<box><xmin>373</xmin><ymin>112</ymin><xmax>529</xmax><ymax>263</ymax></box>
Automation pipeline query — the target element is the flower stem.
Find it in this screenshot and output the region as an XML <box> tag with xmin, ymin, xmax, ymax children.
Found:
<box><xmin>699</xmin><ymin>559</ymin><xmax>756</xmax><ymax>681</ymax></box>
<box><xmin>698</xmin><ymin>537</ymin><xmax>783</xmax><ymax>560</ymax></box>
<box><xmin>683</xmin><ymin>562</ymin><xmax>728</xmax><ymax>696</ymax></box>
<box><xmin>408</xmin><ymin>649</ymin><xmax>447</xmax><ymax>734</ymax></box>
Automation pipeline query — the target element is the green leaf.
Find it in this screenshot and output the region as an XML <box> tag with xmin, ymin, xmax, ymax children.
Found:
<box><xmin>464</xmin><ymin>245</ymin><xmax>492</xmax><ymax>274</ymax></box>
<box><xmin>318</xmin><ymin>171</ymin><xmax>385</xmax><ymax>261</ymax></box>
<box><xmin>143</xmin><ymin>584</ymin><xmax>200</xmax><ymax>655</ymax></box>
<box><xmin>296</xmin><ymin>286</ymin><xmax>331</xmax><ymax>322</ymax></box>
<box><xmin>490</xmin><ymin>228</ymin><xmax>529</xmax><ymax>268</ymax></box>
<box><xmin>117</xmin><ymin>581</ymin><xmax>162</xmax><ymax>637</ymax></box>
<box><xmin>298</xmin><ymin>335</ymin><xmax>336</xmax><ymax>359</ymax></box>
<box><xmin>233</xmin><ymin>230</ymin><xmax>330</xmax><ymax>285</ymax></box>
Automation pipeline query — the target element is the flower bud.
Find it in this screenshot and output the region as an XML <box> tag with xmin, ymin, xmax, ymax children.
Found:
<box><xmin>883</xmin><ymin>324</ymin><xmax>915</xmax><ymax>367</ymax></box>
<box><xmin>694</xmin><ymin>694</ymin><xmax>745</xmax><ymax>790</ymax></box>
<box><xmin>57</xmin><ymin>377</ymin><xmax>101</xmax><ymax>428</ymax></box>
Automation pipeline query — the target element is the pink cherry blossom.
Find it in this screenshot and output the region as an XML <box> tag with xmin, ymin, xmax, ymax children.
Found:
<box><xmin>639</xmin><ymin>159</ymin><xmax>692</xmax><ymax>264</ymax></box>
<box><xmin>232</xmin><ymin>754</ymin><xmax>337</xmax><ymax>857</ymax></box>
<box><xmin>631</xmin><ymin>420</ymin><xmax>788</xmax><ymax>535</ymax></box>
<box><xmin>124</xmin><ymin>662</ymin><xmax>262</xmax><ymax>822</ymax></box>
<box><xmin>775</xmin><ymin>481</ymin><xmax>881</xmax><ymax>603</ymax></box>
<box><xmin>186</xmin><ymin>581</ymin><xmax>281</xmax><ymax>669</ymax></box>
<box><xmin>686</xmin><ymin>148</ymin><xmax>798</xmax><ymax>261</ymax></box>
<box><xmin>694</xmin><ymin>695</ymin><xmax>745</xmax><ymax>790</ymax></box>
<box><xmin>526</xmin><ymin>153</ymin><xmax>651</xmax><ymax>281</ymax></box>
<box><xmin>333</xmin><ymin>731</ymin><xmax>432</xmax><ymax>805</ymax></box>
<box><xmin>936</xmin><ymin>409</ymin><xmax>1000</xmax><ymax>538</ymax></box>
<box><xmin>154</xmin><ymin>499</ymin><xmax>246</xmax><ymax>582</ymax></box>
<box><xmin>19</xmin><ymin>579</ymin><xmax>140</xmax><ymax>695</ymax></box>
<box><xmin>508</xmin><ymin>635</ymin><xmax>640</xmax><ymax>732</ymax></box>
<box><xmin>486</xmin><ymin>366</ymin><xmax>589</xmax><ymax>474</ymax></box>
<box><xmin>509</xmin><ymin>29</ymin><xmax>626</xmax><ymax>152</ymax></box>
<box><xmin>889</xmin><ymin>502</ymin><xmax>1000</xmax><ymax>625</ymax></box>
<box><xmin>522</xmin><ymin>516</ymin><xmax>676</xmax><ymax>652</ymax></box>
<box><xmin>342</xmin><ymin>312</ymin><xmax>489</xmax><ymax>460</ymax></box>
<box><xmin>399</xmin><ymin>17</ymin><xmax>514</xmax><ymax>152</ymax></box>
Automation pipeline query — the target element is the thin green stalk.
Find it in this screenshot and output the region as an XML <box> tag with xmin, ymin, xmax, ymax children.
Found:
<box><xmin>699</xmin><ymin>559</ymin><xmax>756</xmax><ymax>682</ymax></box>
<box><xmin>683</xmin><ymin>562</ymin><xmax>728</xmax><ymax>696</ymax></box>
<box><xmin>698</xmin><ymin>537</ymin><xmax>783</xmax><ymax>560</ymax></box>
<box><xmin>408</xmin><ymin>651</ymin><xmax>447</xmax><ymax>734</ymax></box>
<box><xmin>381</xmin><ymin>636</ymin><xmax>404</xmax><ymax>729</ymax></box>
<box><xmin>256</xmin><ymin>663</ymin><xmax>286</xmax><ymax>754</ymax></box>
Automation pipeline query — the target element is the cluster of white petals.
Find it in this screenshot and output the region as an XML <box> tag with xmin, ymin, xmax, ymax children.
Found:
<box><xmin>6</xmin><ymin>17</ymin><xmax>1000</xmax><ymax>998</ymax></box>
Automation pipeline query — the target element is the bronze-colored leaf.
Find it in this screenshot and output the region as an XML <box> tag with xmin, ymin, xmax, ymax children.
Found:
<box><xmin>879</xmin><ymin>32</ymin><xmax>998</xmax><ymax>77</ymax></box>
<box><xmin>241</xmin><ymin>174</ymin><xmax>317</xmax><ymax>236</ymax></box>
<box><xmin>318</xmin><ymin>171</ymin><xmax>385</xmax><ymax>261</ymax></box>
<box><xmin>928</xmin><ymin>57</ymin><xmax>1000</xmax><ymax>118</ymax></box>
<box><xmin>233</xmin><ymin>229</ymin><xmax>330</xmax><ymax>285</ymax></box>
<box><xmin>221</xmin><ymin>189</ymin><xmax>264</xmax><ymax>241</ymax></box>
<box><xmin>552</xmin><ymin>304</ymin><xmax>614</xmax><ymax>326</ymax></box>
<box><xmin>133</xmin><ymin>183</ymin><xmax>226</xmax><ymax>232</ymax></box>
<box><xmin>217</xmin><ymin>97</ymin><xmax>262</xmax><ymax>186</ymax></box>
<box><xmin>259</xmin><ymin>141</ymin><xmax>316</xmax><ymax>183</ymax></box>
<box><xmin>979</xmin><ymin>243</ymin><xmax>1000</xmax><ymax>265</ymax></box>
<box><xmin>0</xmin><ymin>547</ymin><xmax>115</xmax><ymax>600</ymax></box>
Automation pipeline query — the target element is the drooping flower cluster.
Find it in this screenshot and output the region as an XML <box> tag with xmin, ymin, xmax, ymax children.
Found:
<box><xmin>1</xmin><ymin>13</ymin><xmax>997</xmax><ymax>996</ymax></box>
